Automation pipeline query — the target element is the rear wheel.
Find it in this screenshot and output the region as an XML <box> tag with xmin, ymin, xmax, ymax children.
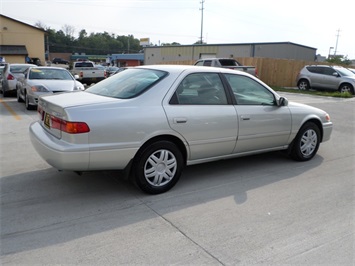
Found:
<box><xmin>339</xmin><ymin>84</ymin><xmax>354</xmax><ymax>95</ymax></box>
<box><xmin>133</xmin><ymin>141</ymin><xmax>184</xmax><ymax>194</ymax></box>
<box><xmin>290</xmin><ymin>122</ymin><xmax>320</xmax><ymax>161</ymax></box>
<box><xmin>297</xmin><ymin>79</ymin><xmax>310</xmax><ymax>90</ymax></box>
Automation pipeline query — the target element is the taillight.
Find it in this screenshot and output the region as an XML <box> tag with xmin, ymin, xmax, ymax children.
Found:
<box><xmin>7</xmin><ymin>74</ymin><xmax>15</xmax><ymax>80</ymax></box>
<box><xmin>61</xmin><ymin>120</ymin><xmax>90</xmax><ymax>134</ymax></box>
<box><xmin>42</xmin><ymin>112</ymin><xmax>90</xmax><ymax>134</ymax></box>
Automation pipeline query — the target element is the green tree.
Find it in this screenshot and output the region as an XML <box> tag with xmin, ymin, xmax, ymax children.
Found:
<box><xmin>326</xmin><ymin>55</ymin><xmax>352</xmax><ymax>66</ymax></box>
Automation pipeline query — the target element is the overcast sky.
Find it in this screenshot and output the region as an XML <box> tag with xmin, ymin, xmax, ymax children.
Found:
<box><xmin>2</xmin><ymin>0</ymin><xmax>354</xmax><ymax>59</ymax></box>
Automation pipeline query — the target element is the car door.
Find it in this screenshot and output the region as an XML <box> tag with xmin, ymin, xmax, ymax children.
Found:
<box><xmin>223</xmin><ymin>74</ymin><xmax>292</xmax><ymax>153</ymax></box>
<box><xmin>163</xmin><ymin>72</ymin><xmax>238</xmax><ymax>161</ymax></box>
<box><xmin>320</xmin><ymin>67</ymin><xmax>339</xmax><ymax>90</ymax></box>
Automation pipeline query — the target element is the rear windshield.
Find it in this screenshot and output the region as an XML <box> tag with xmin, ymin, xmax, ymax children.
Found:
<box><xmin>218</xmin><ymin>59</ymin><xmax>238</xmax><ymax>66</ymax></box>
<box><xmin>10</xmin><ymin>65</ymin><xmax>32</xmax><ymax>73</ymax></box>
<box><xmin>75</xmin><ymin>62</ymin><xmax>94</xmax><ymax>67</ymax></box>
<box><xmin>86</xmin><ymin>68</ymin><xmax>168</xmax><ymax>99</ymax></box>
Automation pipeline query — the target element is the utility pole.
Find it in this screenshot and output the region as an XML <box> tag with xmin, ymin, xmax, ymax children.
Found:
<box><xmin>334</xmin><ymin>29</ymin><xmax>340</xmax><ymax>56</ymax></box>
<box><xmin>199</xmin><ymin>0</ymin><xmax>205</xmax><ymax>44</ymax></box>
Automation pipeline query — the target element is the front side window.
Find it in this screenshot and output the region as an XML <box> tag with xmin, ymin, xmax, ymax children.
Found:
<box><xmin>170</xmin><ymin>73</ymin><xmax>228</xmax><ymax>105</ymax></box>
<box><xmin>86</xmin><ymin>68</ymin><xmax>167</xmax><ymax>99</ymax></box>
<box><xmin>224</xmin><ymin>74</ymin><xmax>275</xmax><ymax>105</ymax></box>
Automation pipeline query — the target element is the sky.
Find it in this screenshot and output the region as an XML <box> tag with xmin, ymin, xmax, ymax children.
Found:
<box><xmin>2</xmin><ymin>0</ymin><xmax>354</xmax><ymax>59</ymax></box>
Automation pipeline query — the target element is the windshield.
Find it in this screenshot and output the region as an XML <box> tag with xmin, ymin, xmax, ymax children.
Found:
<box><xmin>334</xmin><ymin>66</ymin><xmax>355</xmax><ymax>77</ymax></box>
<box><xmin>29</xmin><ymin>68</ymin><xmax>74</xmax><ymax>80</ymax></box>
<box><xmin>86</xmin><ymin>68</ymin><xmax>168</xmax><ymax>99</ymax></box>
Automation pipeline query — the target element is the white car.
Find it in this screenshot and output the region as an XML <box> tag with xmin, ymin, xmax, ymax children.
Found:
<box><xmin>1</xmin><ymin>63</ymin><xmax>36</xmax><ymax>97</ymax></box>
<box><xmin>30</xmin><ymin>65</ymin><xmax>333</xmax><ymax>194</ymax></box>
<box><xmin>16</xmin><ymin>66</ymin><xmax>85</xmax><ymax>110</ymax></box>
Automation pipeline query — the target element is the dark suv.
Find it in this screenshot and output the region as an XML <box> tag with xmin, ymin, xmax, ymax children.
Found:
<box><xmin>52</xmin><ymin>58</ymin><xmax>69</xmax><ymax>64</ymax></box>
<box><xmin>296</xmin><ymin>65</ymin><xmax>355</xmax><ymax>95</ymax></box>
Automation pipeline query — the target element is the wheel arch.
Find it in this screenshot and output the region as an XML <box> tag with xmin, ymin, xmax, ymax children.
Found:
<box><xmin>300</xmin><ymin>118</ymin><xmax>323</xmax><ymax>142</ymax></box>
<box><xmin>136</xmin><ymin>134</ymin><xmax>188</xmax><ymax>165</ymax></box>
<box><xmin>338</xmin><ymin>82</ymin><xmax>354</xmax><ymax>94</ymax></box>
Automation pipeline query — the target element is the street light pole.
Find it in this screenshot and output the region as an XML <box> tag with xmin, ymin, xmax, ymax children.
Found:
<box><xmin>328</xmin><ymin>47</ymin><xmax>334</xmax><ymax>59</ymax></box>
<box><xmin>199</xmin><ymin>0</ymin><xmax>205</xmax><ymax>44</ymax></box>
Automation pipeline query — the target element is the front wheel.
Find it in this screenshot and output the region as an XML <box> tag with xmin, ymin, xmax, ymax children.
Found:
<box><xmin>17</xmin><ymin>88</ymin><xmax>24</xmax><ymax>102</ymax></box>
<box><xmin>339</xmin><ymin>84</ymin><xmax>354</xmax><ymax>95</ymax></box>
<box><xmin>133</xmin><ymin>141</ymin><xmax>184</xmax><ymax>194</ymax></box>
<box><xmin>25</xmin><ymin>93</ymin><xmax>35</xmax><ymax>110</ymax></box>
<box><xmin>290</xmin><ymin>122</ymin><xmax>320</xmax><ymax>161</ymax></box>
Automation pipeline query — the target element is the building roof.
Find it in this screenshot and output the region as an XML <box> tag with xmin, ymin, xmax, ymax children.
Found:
<box><xmin>144</xmin><ymin>41</ymin><xmax>317</xmax><ymax>51</ymax></box>
<box><xmin>0</xmin><ymin>14</ymin><xmax>47</xmax><ymax>33</ymax></box>
<box><xmin>0</xmin><ymin>45</ymin><xmax>28</xmax><ymax>55</ymax></box>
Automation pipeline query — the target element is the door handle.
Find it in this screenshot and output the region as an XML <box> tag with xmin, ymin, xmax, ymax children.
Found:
<box><xmin>241</xmin><ymin>115</ymin><xmax>250</xmax><ymax>121</ymax></box>
<box><xmin>173</xmin><ymin>117</ymin><xmax>187</xmax><ymax>124</ymax></box>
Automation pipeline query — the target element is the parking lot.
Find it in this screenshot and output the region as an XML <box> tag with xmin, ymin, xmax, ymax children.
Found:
<box><xmin>1</xmin><ymin>92</ymin><xmax>354</xmax><ymax>265</ymax></box>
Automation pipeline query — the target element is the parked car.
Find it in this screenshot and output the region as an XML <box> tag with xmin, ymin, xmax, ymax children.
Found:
<box><xmin>105</xmin><ymin>66</ymin><xmax>120</xmax><ymax>76</ymax></box>
<box><xmin>0</xmin><ymin>63</ymin><xmax>6</xmax><ymax>91</ymax></box>
<box><xmin>1</xmin><ymin>63</ymin><xmax>36</xmax><ymax>97</ymax></box>
<box><xmin>30</xmin><ymin>65</ymin><xmax>333</xmax><ymax>194</ymax></box>
<box><xmin>296</xmin><ymin>65</ymin><xmax>355</xmax><ymax>94</ymax></box>
<box><xmin>17</xmin><ymin>66</ymin><xmax>85</xmax><ymax>110</ymax></box>
<box><xmin>52</xmin><ymin>58</ymin><xmax>69</xmax><ymax>65</ymax></box>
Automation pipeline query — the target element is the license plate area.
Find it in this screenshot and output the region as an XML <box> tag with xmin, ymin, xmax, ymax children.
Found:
<box><xmin>44</xmin><ymin>113</ymin><xmax>51</xmax><ymax>129</ymax></box>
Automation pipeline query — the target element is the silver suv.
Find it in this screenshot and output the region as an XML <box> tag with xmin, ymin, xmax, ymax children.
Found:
<box><xmin>296</xmin><ymin>65</ymin><xmax>355</xmax><ymax>95</ymax></box>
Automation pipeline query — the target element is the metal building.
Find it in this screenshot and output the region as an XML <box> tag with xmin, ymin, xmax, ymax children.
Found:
<box><xmin>144</xmin><ymin>42</ymin><xmax>317</xmax><ymax>65</ymax></box>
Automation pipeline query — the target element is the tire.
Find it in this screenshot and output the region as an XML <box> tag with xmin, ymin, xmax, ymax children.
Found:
<box><xmin>290</xmin><ymin>122</ymin><xmax>320</xmax><ymax>161</ymax></box>
<box><xmin>17</xmin><ymin>89</ymin><xmax>24</xmax><ymax>102</ymax></box>
<box><xmin>133</xmin><ymin>141</ymin><xmax>184</xmax><ymax>194</ymax></box>
<box><xmin>297</xmin><ymin>79</ymin><xmax>310</xmax><ymax>90</ymax></box>
<box><xmin>339</xmin><ymin>84</ymin><xmax>354</xmax><ymax>95</ymax></box>
<box><xmin>25</xmin><ymin>93</ymin><xmax>35</xmax><ymax>110</ymax></box>
<box><xmin>3</xmin><ymin>89</ymin><xmax>9</xmax><ymax>97</ymax></box>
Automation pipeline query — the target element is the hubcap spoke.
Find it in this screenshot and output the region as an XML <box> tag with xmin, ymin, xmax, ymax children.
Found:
<box><xmin>300</xmin><ymin>129</ymin><xmax>317</xmax><ymax>156</ymax></box>
<box><xmin>144</xmin><ymin>149</ymin><xmax>177</xmax><ymax>187</ymax></box>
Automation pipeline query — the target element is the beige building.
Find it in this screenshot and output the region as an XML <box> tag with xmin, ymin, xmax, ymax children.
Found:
<box><xmin>0</xmin><ymin>14</ymin><xmax>46</xmax><ymax>64</ymax></box>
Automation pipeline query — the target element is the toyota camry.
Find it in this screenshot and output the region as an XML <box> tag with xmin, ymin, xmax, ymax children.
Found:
<box><xmin>30</xmin><ymin>65</ymin><xmax>333</xmax><ymax>194</ymax></box>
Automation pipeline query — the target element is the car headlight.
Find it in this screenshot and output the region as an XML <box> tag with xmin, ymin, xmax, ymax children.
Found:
<box><xmin>31</xmin><ymin>85</ymin><xmax>49</xmax><ymax>92</ymax></box>
<box><xmin>74</xmin><ymin>82</ymin><xmax>85</xmax><ymax>90</ymax></box>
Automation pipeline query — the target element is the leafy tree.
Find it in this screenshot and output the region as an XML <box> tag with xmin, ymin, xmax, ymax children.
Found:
<box><xmin>326</xmin><ymin>55</ymin><xmax>352</xmax><ymax>66</ymax></box>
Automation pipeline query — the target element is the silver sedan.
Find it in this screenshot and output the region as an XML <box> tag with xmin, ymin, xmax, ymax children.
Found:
<box><xmin>30</xmin><ymin>65</ymin><xmax>333</xmax><ymax>194</ymax></box>
<box><xmin>16</xmin><ymin>66</ymin><xmax>85</xmax><ymax>110</ymax></box>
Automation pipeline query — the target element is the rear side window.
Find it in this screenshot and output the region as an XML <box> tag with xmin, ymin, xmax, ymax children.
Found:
<box><xmin>170</xmin><ymin>73</ymin><xmax>227</xmax><ymax>105</ymax></box>
<box><xmin>86</xmin><ymin>68</ymin><xmax>167</xmax><ymax>99</ymax></box>
<box><xmin>306</xmin><ymin>66</ymin><xmax>321</xmax><ymax>74</ymax></box>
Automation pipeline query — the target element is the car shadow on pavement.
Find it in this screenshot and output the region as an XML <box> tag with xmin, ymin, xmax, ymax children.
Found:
<box><xmin>0</xmin><ymin>151</ymin><xmax>323</xmax><ymax>256</ymax></box>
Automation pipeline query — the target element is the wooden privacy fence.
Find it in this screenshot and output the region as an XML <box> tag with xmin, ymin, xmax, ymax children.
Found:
<box><xmin>158</xmin><ymin>58</ymin><xmax>331</xmax><ymax>88</ymax></box>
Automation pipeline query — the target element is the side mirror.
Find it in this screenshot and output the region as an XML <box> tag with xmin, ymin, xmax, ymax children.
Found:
<box><xmin>278</xmin><ymin>97</ymin><xmax>288</xmax><ymax>107</ymax></box>
<box><xmin>332</xmin><ymin>72</ymin><xmax>339</xmax><ymax>77</ymax></box>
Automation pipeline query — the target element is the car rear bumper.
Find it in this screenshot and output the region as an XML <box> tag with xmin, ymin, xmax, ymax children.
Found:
<box><xmin>29</xmin><ymin>121</ymin><xmax>90</xmax><ymax>171</ymax></box>
<box><xmin>29</xmin><ymin>121</ymin><xmax>138</xmax><ymax>171</ymax></box>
